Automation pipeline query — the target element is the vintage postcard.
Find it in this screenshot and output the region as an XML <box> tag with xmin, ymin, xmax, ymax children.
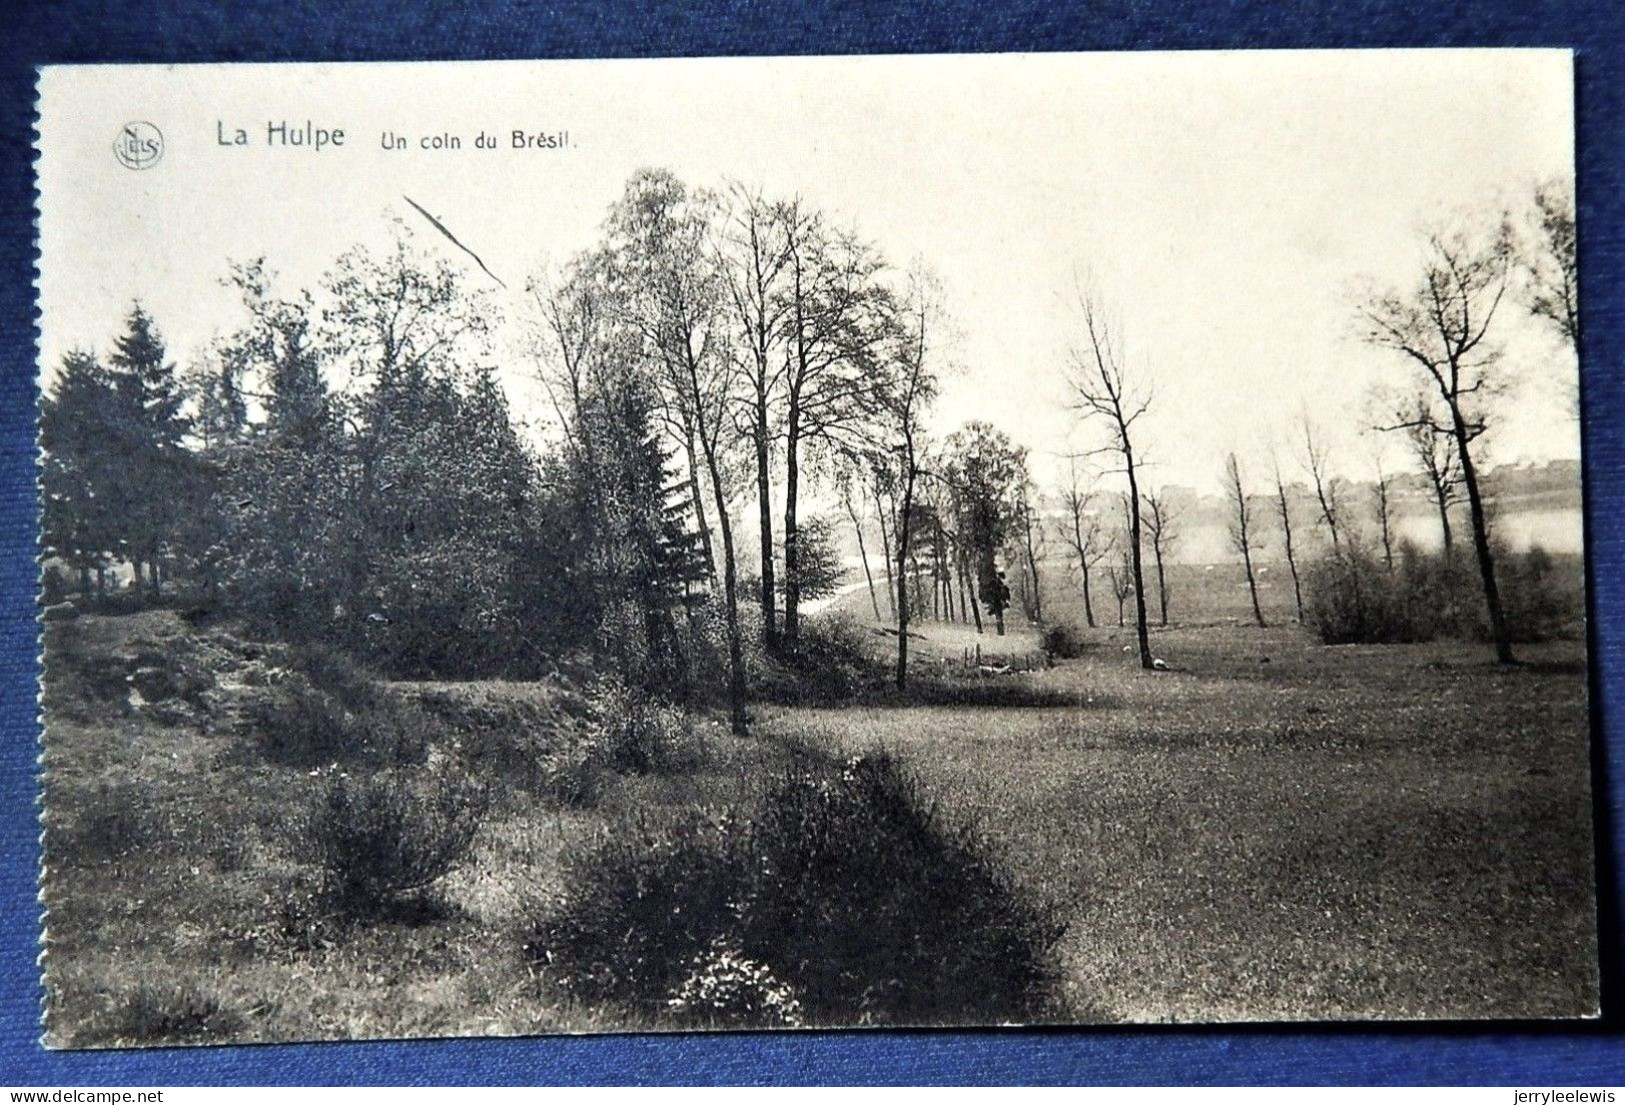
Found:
<box><xmin>34</xmin><ymin>52</ymin><xmax>1595</xmax><ymax>1046</ymax></box>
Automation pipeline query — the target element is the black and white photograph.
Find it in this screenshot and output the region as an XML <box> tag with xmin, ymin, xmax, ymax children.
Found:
<box><xmin>34</xmin><ymin>51</ymin><xmax>1596</xmax><ymax>1046</ymax></box>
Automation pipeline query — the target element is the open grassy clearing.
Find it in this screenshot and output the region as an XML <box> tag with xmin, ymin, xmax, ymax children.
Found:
<box><xmin>38</xmin><ymin>595</ymin><xmax>1599</xmax><ymax>1044</ymax></box>
<box><xmin>765</xmin><ymin>613</ymin><xmax>1597</xmax><ymax>1022</ymax></box>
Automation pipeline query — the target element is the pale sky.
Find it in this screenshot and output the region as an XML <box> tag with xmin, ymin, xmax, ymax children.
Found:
<box><xmin>37</xmin><ymin>51</ymin><xmax>1578</xmax><ymax>497</ymax></box>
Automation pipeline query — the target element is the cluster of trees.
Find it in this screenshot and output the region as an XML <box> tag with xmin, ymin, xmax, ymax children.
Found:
<box><xmin>1212</xmin><ymin>183</ymin><xmax>1580</xmax><ymax>658</ymax></box>
<box><xmin>529</xmin><ymin>170</ymin><xmax>954</xmax><ymax>725</ymax></box>
<box><xmin>43</xmin><ymin>242</ymin><xmax>550</xmax><ymax>678</ymax></box>
<box><xmin>1033</xmin><ymin>182</ymin><xmax>1578</xmax><ymax>665</ymax></box>
<box><xmin>40</xmin><ymin>170</ymin><xmax>1580</xmax><ymax>720</ymax></box>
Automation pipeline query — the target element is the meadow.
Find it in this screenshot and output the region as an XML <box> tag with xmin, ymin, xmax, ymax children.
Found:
<box><xmin>38</xmin><ymin>558</ymin><xmax>1599</xmax><ymax>1045</ymax></box>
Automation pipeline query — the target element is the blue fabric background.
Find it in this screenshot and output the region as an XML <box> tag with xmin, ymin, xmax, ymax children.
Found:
<box><xmin>3</xmin><ymin>0</ymin><xmax>1622</xmax><ymax>1085</ymax></box>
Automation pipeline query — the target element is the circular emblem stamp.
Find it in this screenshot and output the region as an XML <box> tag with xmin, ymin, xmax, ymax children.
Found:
<box><xmin>113</xmin><ymin>122</ymin><xmax>163</xmax><ymax>170</ymax></box>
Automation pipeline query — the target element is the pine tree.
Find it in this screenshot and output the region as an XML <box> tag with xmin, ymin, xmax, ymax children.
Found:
<box><xmin>106</xmin><ymin>305</ymin><xmax>190</xmax><ymax>596</ymax></box>
<box><xmin>40</xmin><ymin>350</ymin><xmax>120</xmax><ymax>598</ymax></box>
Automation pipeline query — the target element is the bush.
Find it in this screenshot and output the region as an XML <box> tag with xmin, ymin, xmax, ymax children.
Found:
<box><xmin>248</xmin><ymin>646</ymin><xmax>436</xmax><ymax>768</ymax></box>
<box><xmin>1304</xmin><ymin>544</ymin><xmax>1428</xmax><ymax>644</ymax></box>
<box><xmin>585</xmin><ymin>676</ymin><xmax>696</xmax><ymax>773</ymax></box>
<box><xmin>1495</xmin><ymin>544</ymin><xmax>1582</xmax><ymax>643</ymax></box>
<box><xmin>1305</xmin><ymin>541</ymin><xmax>1583</xmax><ymax>646</ymax></box>
<box><xmin>311</xmin><ymin>758</ymin><xmax>486</xmax><ymax>917</ymax></box>
<box><xmin>529</xmin><ymin>749</ymin><xmax>1065</xmax><ymax>1028</ymax></box>
<box><xmin>754</xmin><ymin>614</ymin><xmax>880</xmax><ymax>705</ymax></box>
<box><xmin>1042</xmin><ymin>622</ymin><xmax>1089</xmax><ymax>660</ymax></box>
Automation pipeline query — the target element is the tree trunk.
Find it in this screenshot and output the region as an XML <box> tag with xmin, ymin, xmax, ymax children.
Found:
<box><xmin>875</xmin><ymin>486</ymin><xmax>896</xmax><ymax>618</ymax></box>
<box><xmin>963</xmin><ymin>552</ymin><xmax>984</xmax><ymax>634</ymax></box>
<box><xmin>683</xmin><ymin>431</ymin><xmax>719</xmax><ymax>593</ymax></box>
<box><xmin>755</xmin><ymin>397</ymin><xmax>777</xmax><ymax>645</ymax></box>
<box><xmin>1241</xmin><ymin>545</ymin><xmax>1265</xmax><ymax>627</ymax></box>
<box><xmin>783</xmin><ymin>426</ymin><xmax>801</xmax><ymax>642</ymax></box>
<box><xmin>1024</xmin><ymin>524</ymin><xmax>1043</xmax><ymax>624</ymax></box>
<box><xmin>1123</xmin><ymin>449</ymin><xmax>1153</xmax><ymax>668</ymax></box>
<box><xmin>1434</xmin><ymin>485</ymin><xmax>1455</xmax><ymax>557</ymax></box>
<box><xmin>848</xmin><ymin>496</ymin><xmax>882</xmax><ymax>620</ymax></box>
<box><xmin>895</xmin><ymin>467</ymin><xmax>916</xmax><ymax>689</ymax></box>
<box><xmin>1153</xmin><ymin>539</ymin><xmax>1168</xmax><ymax>626</ymax></box>
<box><xmin>1071</xmin><ymin>511</ymin><xmax>1097</xmax><ymax>628</ymax></box>
<box><xmin>697</xmin><ymin>429</ymin><xmax>747</xmax><ymax>733</ymax></box>
<box><xmin>1453</xmin><ymin>414</ymin><xmax>1514</xmax><ymax>663</ymax></box>
<box><xmin>1277</xmin><ymin>483</ymin><xmax>1305</xmax><ymax>623</ymax></box>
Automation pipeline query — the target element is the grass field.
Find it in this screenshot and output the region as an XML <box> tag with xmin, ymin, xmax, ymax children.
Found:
<box><xmin>38</xmin><ymin>583</ymin><xmax>1599</xmax><ymax>1044</ymax></box>
<box><xmin>767</xmin><ymin>616</ymin><xmax>1597</xmax><ymax>1022</ymax></box>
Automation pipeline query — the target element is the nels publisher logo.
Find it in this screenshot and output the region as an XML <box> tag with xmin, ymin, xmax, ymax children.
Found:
<box><xmin>113</xmin><ymin>121</ymin><xmax>163</xmax><ymax>170</ymax></box>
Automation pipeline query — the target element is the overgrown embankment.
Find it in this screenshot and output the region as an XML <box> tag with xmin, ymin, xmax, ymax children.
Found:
<box><xmin>41</xmin><ymin>610</ymin><xmax>1066</xmax><ymax>1044</ymax></box>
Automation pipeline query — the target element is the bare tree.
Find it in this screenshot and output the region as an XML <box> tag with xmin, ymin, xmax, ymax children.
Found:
<box><xmin>1523</xmin><ymin>181</ymin><xmax>1579</xmax><ymax>348</ymax></box>
<box><xmin>1058</xmin><ymin>463</ymin><xmax>1113</xmax><ymax>629</ymax></box>
<box><xmin>1383</xmin><ymin>393</ymin><xmax>1460</xmax><ymax>556</ymax></box>
<box><xmin>1300</xmin><ymin>416</ymin><xmax>1342</xmax><ymax>553</ymax></box>
<box><xmin>1068</xmin><ymin>289</ymin><xmax>1153</xmax><ymax>669</ymax></box>
<box><xmin>1141</xmin><ymin>487</ymin><xmax>1178</xmax><ymax>626</ymax></box>
<box><xmin>1225</xmin><ymin>452</ymin><xmax>1266</xmax><ymax>628</ymax></box>
<box><xmin>717</xmin><ymin>183</ymin><xmax>793</xmax><ymax>644</ymax></box>
<box><xmin>1269</xmin><ymin>452</ymin><xmax>1305</xmax><ymax>622</ymax></box>
<box><xmin>884</xmin><ymin>267</ymin><xmax>942</xmax><ymax>688</ymax></box>
<box><xmin>1372</xmin><ymin>454</ymin><xmax>1396</xmax><ymax>571</ymax></box>
<box><xmin>780</xmin><ymin>205</ymin><xmax>891</xmax><ymax>643</ymax></box>
<box><xmin>1359</xmin><ymin>217</ymin><xmax>1517</xmax><ymax>663</ymax></box>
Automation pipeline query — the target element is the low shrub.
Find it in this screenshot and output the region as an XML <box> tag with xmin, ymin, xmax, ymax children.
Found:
<box><xmin>248</xmin><ymin>651</ymin><xmax>434</xmax><ymax>768</ymax></box>
<box><xmin>311</xmin><ymin>758</ymin><xmax>487</xmax><ymax>918</ymax></box>
<box><xmin>754</xmin><ymin>615</ymin><xmax>880</xmax><ymax>705</ymax></box>
<box><xmin>585</xmin><ymin>677</ymin><xmax>696</xmax><ymax>773</ymax></box>
<box><xmin>1042</xmin><ymin>622</ymin><xmax>1089</xmax><ymax>660</ymax></box>
<box><xmin>666</xmin><ymin>937</ymin><xmax>805</xmax><ymax>1027</ymax></box>
<box><xmin>1304</xmin><ymin>541</ymin><xmax>1582</xmax><ymax>646</ymax></box>
<box><xmin>529</xmin><ymin>749</ymin><xmax>1065</xmax><ymax>1028</ymax></box>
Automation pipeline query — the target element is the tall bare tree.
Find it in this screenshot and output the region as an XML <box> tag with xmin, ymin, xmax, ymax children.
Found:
<box><xmin>1360</xmin><ymin>218</ymin><xmax>1517</xmax><ymax>663</ymax></box>
<box><xmin>1141</xmin><ymin>487</ymin><xmax>1178</xmax><ymax>627</ymax></box>
<box><xmin>780</xmin><ymin>205</ymin><xmax>890</xmax><ymax>643</ymax></box>
<box><xmin>1372</xmin><ymin>454</ymin><xmax>1396</xmax><ymax>571</ymax></box>
<box><xmin>716</xmin><ymin>183</ymin><xmax>794</xmax><ymax>644</ymax></box>
<box><xmin>1269</xmin><ymin>452</ymin><xmax>1305</xmax><ymax>622</ymax></box>
<box><xmin>1225</xmin><ymin>452</ymin><xmax>1266</xmax><ymax>628</ymax></box>
<box><xmin>1382</xmin><ymin>393</ymin><xmax>1460</xmax><ymax>556</ymax></box>
<box><xmin>1059</xmin><ymin>463</ymin><xmax>1112</xmax><ymax>629</ymax></box>
<box><xmin>884</xmin><ymin>267</ymin><xmax>942</xmax><ymax>688</ymax></box>
<box><xmin>1068</xmin><ymin>289</ymin><xmax>1153</xmax><ymax>669</ymax></box>
<box><xmin>1300</xmin><ymin>416</ymin><xmax>1342</xmax><ymax>553</ymax></box>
